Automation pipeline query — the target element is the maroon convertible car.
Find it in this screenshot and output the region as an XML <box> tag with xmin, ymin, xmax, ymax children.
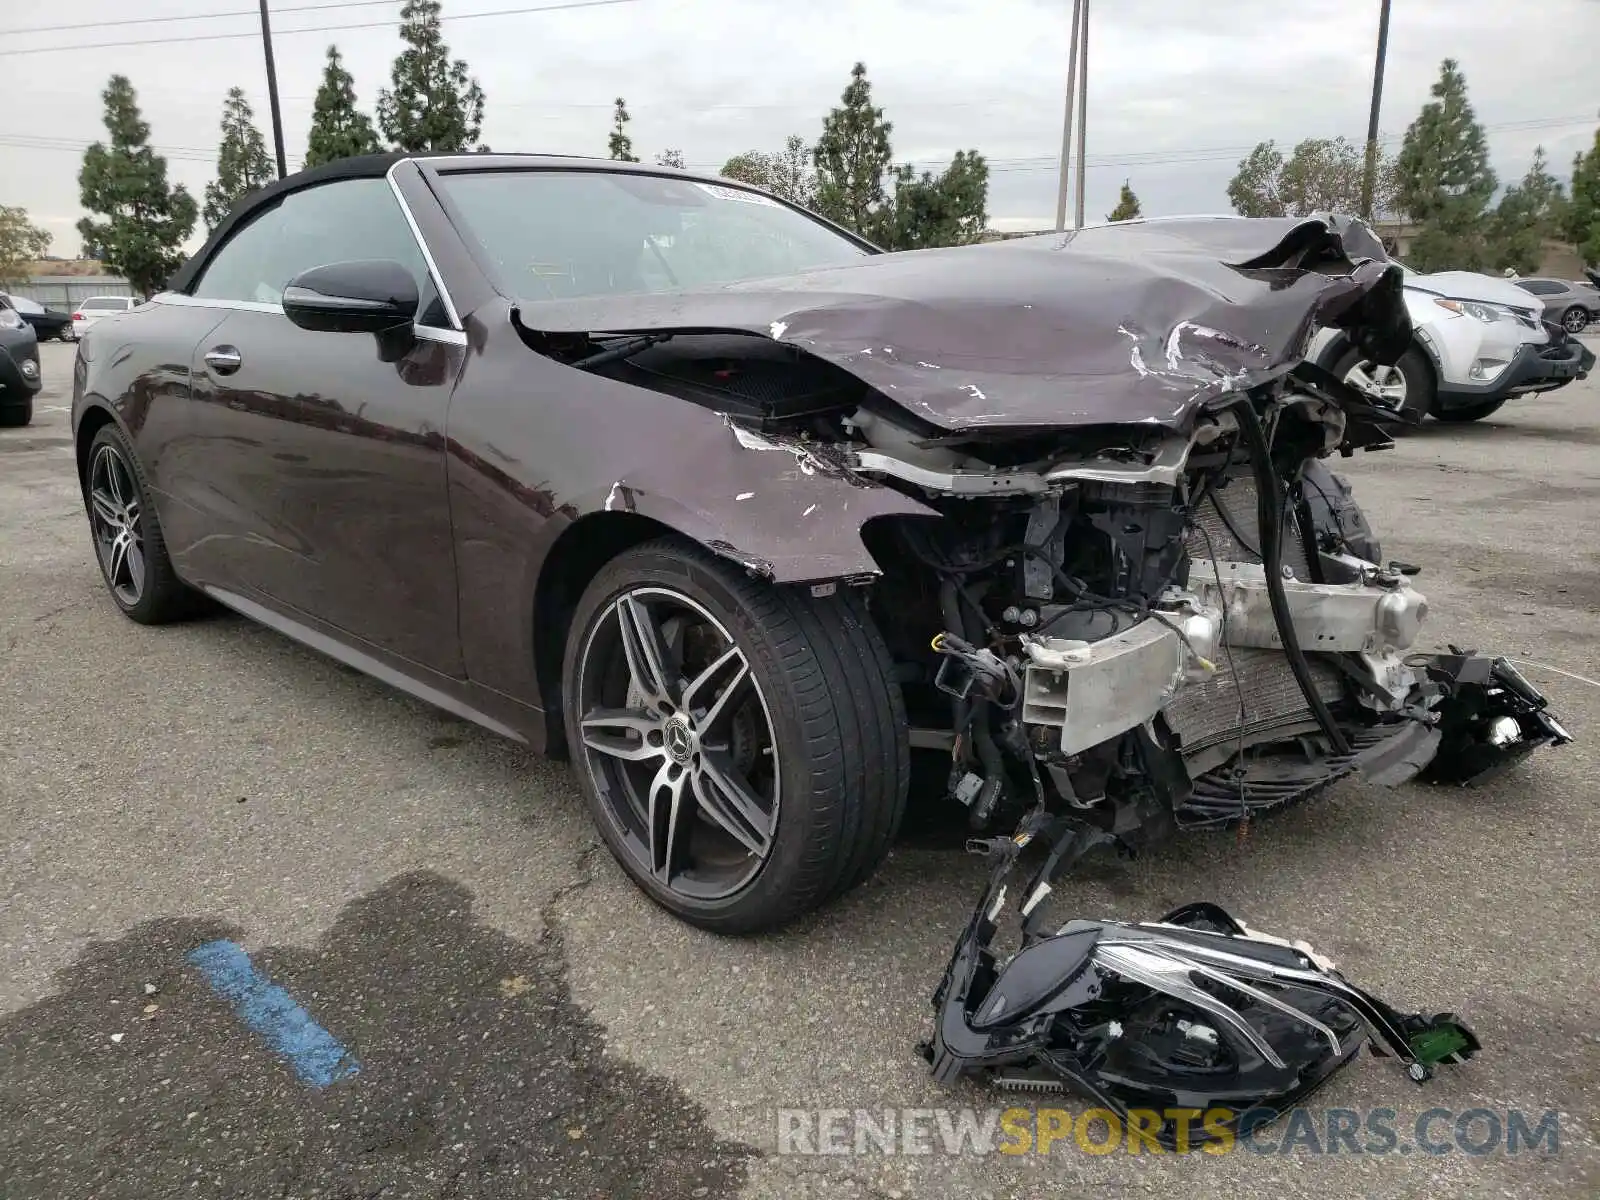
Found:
<box><xmin>71</xmin><ymin>153</ymin><xmax>1567</xmax><ymax>933</ymax></box>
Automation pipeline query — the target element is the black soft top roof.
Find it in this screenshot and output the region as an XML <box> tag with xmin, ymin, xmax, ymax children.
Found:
<box><xmin>166</xmin><ymin>151</ymin><xmax>712</xmax><ymax>294</ymax></box>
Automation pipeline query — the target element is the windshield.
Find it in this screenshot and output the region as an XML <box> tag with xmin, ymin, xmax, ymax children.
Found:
<box><xmin>436</xmin><ymin>169</ymin><xmax>870</xmax><ymax>300</ymax></box>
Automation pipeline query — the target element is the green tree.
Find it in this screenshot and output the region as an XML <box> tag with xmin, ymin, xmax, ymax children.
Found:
<box><xmin>1488</xmin><ymin>147</ymin><xmax>1565</xmax><ymax>274</ymax></box>
<box><xmin>608</xmin><ymin>98</ymin><xmax>637</xmax><ymax>162</ymax></box>
<box><xmin>77</xmin><ymin>75</ymin><xmax>197</xmax><ymax>297</ymax></box>
<box><xmin>376</xmin><ymin>0</ymin><xmax>485</xmax><ymax>152</ymax></box>
<box><xmin>1566</xmin><ymin>127</ymin><xmax>1600</xmax><ymax>265</ymax></box>
<box><xmin>1226</xmin><ymin>142</ymin><xmax>1285</xmax><ymax>217</ymax></box>
<box><xmin>0</xmin><ymin>206</ymin><xmax>52</xmax><ymax>288</ymax></box>
<box><xmin>813</xmin><ymin>62</ymin><xmax>894</xmax><ymax>238</ymax></box>
<box><xmin>721</xmin><ymin>135</ymin><xmax>817</xmax><ymax>208</ymax></box>
<box><xmin>1393</xmin><ymin>58</ymin><xmax>1496</xmax><ymax>271</ymax></box>
<box><xmin>1227</xmin><ymin>136</ymin><xmax>1396</xmax><ymax>218</ymax></box>
<box><xmin>1107</xmin><ymin>180</ymin><xmax>1141</xmax><ymax>222</ymax></box>
<box><xmin>655</xmin><ymin>148</ymin><xmax>684</xmax><ymax>169</ymax></box>
<box><xmin>879</xmin><ymin>150</ymin><xmax>989</xmax><ymax>250</ymax></box>
<box><xmin>305</xmin><ymin>45</ymin><xmax>383</xmax><ymax>168</ymax></box>
<box><xmin>202</xmin><ymin>88</ymin><xmax>274</xmax><ymax>232</ymax></box>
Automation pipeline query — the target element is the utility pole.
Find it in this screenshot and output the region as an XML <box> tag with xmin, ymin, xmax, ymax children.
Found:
<box><xmin>1053</xmin><ymin>0</ymin><xmax>1085</xmax><ymax>231</ymax></box>
<box><xmin>1359</xmin><ymin>0</ymin><xmax>1392</xmax><ymax>220</ymax></box>
<box><xmin>259</xmin><ymin>0</ymin><xmax>288</xmax><ymax>179</ymax></box>
<box><xmin>1072</xmin><ymin>0</ymin><xmax>1090</xmax><ymax>229</ymax></box>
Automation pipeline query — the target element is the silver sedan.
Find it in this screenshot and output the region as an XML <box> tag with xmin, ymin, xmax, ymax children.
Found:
<box><xmin>1513</xmin><ymin>276</ymin><xmax>1600</xmax><ymax>333</ymax></box>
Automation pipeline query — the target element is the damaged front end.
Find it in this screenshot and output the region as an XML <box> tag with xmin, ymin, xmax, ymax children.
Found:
<box><xmin>919</xmin><ymin>812</ymin><xmax>1480</xmax><ymax>1148</ymax></box>
<box><xmin>514</xmin><ymin>213</ymin><xmax>1570</xmax><ymax>843</ymax></box>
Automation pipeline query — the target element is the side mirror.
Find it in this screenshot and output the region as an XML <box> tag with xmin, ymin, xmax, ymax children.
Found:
<box><xmin>282</xmin><ymin>260</ymin><xmax>419</xmax><ymax>335</ymax></box>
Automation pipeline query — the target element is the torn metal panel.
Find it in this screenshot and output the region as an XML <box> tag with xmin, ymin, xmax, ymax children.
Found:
<box><xmin>514</xmin><ymin>215</ymin><xmax>1411</xmax><ymax>433</ymax></box>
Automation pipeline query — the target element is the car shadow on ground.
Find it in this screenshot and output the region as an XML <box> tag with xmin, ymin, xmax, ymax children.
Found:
<box><xmin>1402</xmin><ymin>417</ymin><xmax>1600</xmax><ymax>447</ymax></box>
<box><xmin>0</xmin><ymin>871</ymin><xmax>753</xmax><ymax>1200</ymax></box>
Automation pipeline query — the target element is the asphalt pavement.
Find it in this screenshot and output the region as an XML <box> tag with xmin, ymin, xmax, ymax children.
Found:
<box><xmin>2</xmin><ymin>339</ymin><xmax>1596</xmax><ymax>1198</ymax></box>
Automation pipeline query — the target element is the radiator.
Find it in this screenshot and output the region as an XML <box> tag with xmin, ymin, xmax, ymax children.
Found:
<box><xmin>1167</xmin><ymin>478</ymin><xmax>1336</xmax><ymax>755</ymax></box>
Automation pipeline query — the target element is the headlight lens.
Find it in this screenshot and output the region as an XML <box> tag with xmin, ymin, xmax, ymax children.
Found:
<box><xmin>0</xmin><ymin>309</ymin><xmax>22</xmax><ymax>330</ymax></box>
<box><xmin>1434</xmin><ymin>297</ymin><xmax>1511</xmax><ymax>324</ymax></box>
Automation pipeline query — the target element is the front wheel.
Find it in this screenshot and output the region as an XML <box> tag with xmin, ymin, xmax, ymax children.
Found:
<box><xmin>0</xmin><ymin>396</ymin><xmax>31</xmax><ymax>427</ymax></box>
<box><xmin>1561</xmin><ymin>307</ymin><xmax>1589</xmax><ymax>334</ymax></box>
<box><xmin>1333</xmin><ymin>345</ymin><xmax>1435</xmax><ymax>424</ymax></box>
<box><xmin>562</xmin><ymin>537</ymin><xmax>907</xmax><ymax>934</ymax></box>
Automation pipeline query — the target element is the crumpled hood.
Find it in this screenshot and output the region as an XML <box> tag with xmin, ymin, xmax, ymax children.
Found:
<box><xmin>514</xmin><ymin>214</ymin><xmax>1410</xmax><ymax>433</ymax></box>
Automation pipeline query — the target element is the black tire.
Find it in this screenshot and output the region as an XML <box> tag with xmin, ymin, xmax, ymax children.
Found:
<box><xmin>0</xmin><ymin>396</ymin><xmax>32</xmax><ymax>427</ymax></box>
<box><xmin>1561</xmin><ymin>307</ymin><xmax>1589</xmax><ymax>335</ymax></box>
<box><xmin>1331</xmin><ymin>344</ymin><xmax>1435</xmax><ymax>424</ymax></box>
<box><xmin>84</xmin><ymin>422</ymin><xmax>205</xmax><ymax>624</ymax></box>
<box><xmin>562</xmin><ymin>536</ymin><xmax>908</xmax><ymax>934</ymax></box>
<box><xmin>1433</xmin><ymin>398</ymin><xmax>1507</xmax><ymax>423</ymax></box>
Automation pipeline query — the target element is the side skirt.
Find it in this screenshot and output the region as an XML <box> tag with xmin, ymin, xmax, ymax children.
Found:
<box><xmin>203</xmin><ymin>585</ymin><xmax>548</xmax><ymax>750</ymax></box>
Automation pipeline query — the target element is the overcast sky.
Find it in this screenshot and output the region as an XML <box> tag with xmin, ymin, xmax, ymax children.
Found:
<box><xmin>3</xmin><ymin>0</ymin><xmax>1596</xmax><ymax>257</ymax></box>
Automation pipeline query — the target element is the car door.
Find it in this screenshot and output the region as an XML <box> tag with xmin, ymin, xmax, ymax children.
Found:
<box><xmin>168</xmin><ymin>175</ymin><xmax>467</xmax><ymax>677</ymax></box>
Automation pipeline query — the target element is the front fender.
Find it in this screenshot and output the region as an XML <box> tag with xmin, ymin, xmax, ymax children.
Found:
<box><xmin>570</xmin><ymin>420</ymin><xmax>938</xmax><ymax>583</ymax></box>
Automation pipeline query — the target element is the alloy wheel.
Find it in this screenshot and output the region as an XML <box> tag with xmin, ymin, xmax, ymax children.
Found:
<box><xmin>575</xmin><ymin>586</ymin><xmax>780</xmax><ymax>901</ymax></box>
<box><xmin>88</xmin><ymin>444</ymin><xmax>146</xmax><ymax>606</ymax></box>
<box><xmin>1343</xmin><ymin>360</ymin><xmax>1407</xmax><ymax>411</ymax></box>
<box><xmin>1563</xmin><ymin>308</ymin><xmax>1589</xmax><ymax>334</ymax></box>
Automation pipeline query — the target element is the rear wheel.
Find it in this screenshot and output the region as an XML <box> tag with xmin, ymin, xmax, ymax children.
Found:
<box><xmin>84</xmin><ymin>423</ymin><xmax>204</xmax><ymax>623</ymax></box>
<box><xmin>1333</xmin><ymin>345</ymin><xmax>1435</xmax><ymax>424</ymax></box>
<box><xmin>1561</xmin><ymin>307</ymin><xmax>1589</xmax><ymax>334</ymax></box>
<box><xmin>1433</xmin><ymin>398</ymin><xmax>1507</xmax><ymax>423</ymax></box>
<box><xmin>562</xmin><ymin>537</ymin><xmax>907</xmax><ymax>933</ymax></box>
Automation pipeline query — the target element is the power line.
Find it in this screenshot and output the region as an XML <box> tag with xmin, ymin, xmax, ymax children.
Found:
<box><xmin>3</xmin><ymin>113</ymin><xmax>1588</xmax><ymax>176</ymax></box>
<box><xmin>0</xmin><ymin>0</ymin><xmax>646</xmax><ymax>58</ymax></box>
<box><xmin>10</xmin><ymin>0</ymin><xmax>396</xmax><ymax>38</ymax></box>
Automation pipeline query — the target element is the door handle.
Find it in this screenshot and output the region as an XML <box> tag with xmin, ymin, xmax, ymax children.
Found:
<box><xmin>204</xmin><ymin>345</ymin><xmax>242</xmax><ymax>375</ymax></box>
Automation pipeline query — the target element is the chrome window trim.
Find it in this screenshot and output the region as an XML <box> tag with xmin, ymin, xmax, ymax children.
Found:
<box><xmin>154</xmin><ymin>294</ymin><xmax>283</xmax><ymax>315</ymax></box>
<box><xmin>386</xmin><ymin>159</ymin><xmax>464</xmax><ymax>331</ymax></box>
<box><xmin>152</xmin><ymin>292</ymin><xmax>468</xmax><ymax>346</ymax></box>
<box><xmin>166</xmin><ymin>163</ymin><xmax>464</xmax><ymax>335</ymax></box>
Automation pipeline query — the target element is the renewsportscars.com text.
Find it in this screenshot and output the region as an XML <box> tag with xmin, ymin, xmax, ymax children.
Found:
<box><xmin>775</xmin><ymin>1105</ymin><xmax>1561</xmax><ymax>1157</ymax></box>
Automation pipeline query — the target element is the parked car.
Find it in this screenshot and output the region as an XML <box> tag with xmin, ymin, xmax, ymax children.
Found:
<box><xmin>1311</xmin><ymin>260</ymin><xmax>1594</xmax><ymax>423</ymax></box>
<box><xmin>0</xmin><ymin>293</ymin><xmax>42</xmax><ymax>427</ymax></box>
<box><xmin>72</xmin><ymin>294</ymin><xmax>137</xmax><ymax>339</ymax></box>
<box><xmin>1510</xmin><ymin>276</ymin><xmax>1600</xmax><ymax>333</ymax></box>
<box><xmin>70</xmin><ymin>157</ymin><xmax>1568</xmax><ymax>933</ymax></box>
<box><xmin>0</xmin><ymin>292</ymin><xmax>74</xmax><ymax>342</ymax></box>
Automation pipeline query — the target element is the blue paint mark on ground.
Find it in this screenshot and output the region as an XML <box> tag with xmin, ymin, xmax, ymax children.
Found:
<box><xmin>186</xmin><ymin>939</ymin><xmax>360</xmax><ymax>1088</ymax></box>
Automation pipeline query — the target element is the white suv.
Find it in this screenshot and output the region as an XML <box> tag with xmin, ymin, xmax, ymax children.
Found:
<box><xmin>71</xmin><ymin>294</ymin><xmax>138</xmax><ymax>340</ymax></box>
<box><xmin>1310</xmin><ymin>263</ymin><xmax>1594</xmax><ymax>423</ymax></box>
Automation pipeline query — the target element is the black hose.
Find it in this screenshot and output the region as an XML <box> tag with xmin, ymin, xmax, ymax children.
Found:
<box><xmin>1230</xmin><ymin>396</ymin><xmax>1352</xmax><ymax>756</ymax></box>
<box><xmin>956</xmin><ymin>584</ymin><xmax>1007</xmax><ymax>823</ymax></box>
<box><xmin>938</xmin><ymin>578</ymin><xmax>972</xmax><ymax>768</ymax></box>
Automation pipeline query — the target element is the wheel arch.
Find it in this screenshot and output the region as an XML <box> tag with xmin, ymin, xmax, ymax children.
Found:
<box><xmin>73</xmin><ymin>402</ymin><xmax>123</xmax><ymax>487</ymax></box>
<box><xmin>530</xmin><ymin>510</ymin><xmax>682</xmax><ymax>756</ymax></box>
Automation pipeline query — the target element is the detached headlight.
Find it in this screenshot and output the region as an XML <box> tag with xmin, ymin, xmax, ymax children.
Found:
<box><xmin>0</xmin><ymin>309</ymin><xmax>22</xmax><ymax>330</ymax></box>
<box><xmin>1434</xmin><ymin>297</ymin><xmax>1513</xmax><ymax>324</ymax></box>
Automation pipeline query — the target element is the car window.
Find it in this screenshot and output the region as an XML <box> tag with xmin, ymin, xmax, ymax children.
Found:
<box><xmin>436</xmin><ymin>169</ymin><xmax>868</xmax><ymax>301</ymax></box>
<box><xmin>189</xmin><ymin>177</ymin><xmax>444</xmax><ymax>324</ymax></box>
